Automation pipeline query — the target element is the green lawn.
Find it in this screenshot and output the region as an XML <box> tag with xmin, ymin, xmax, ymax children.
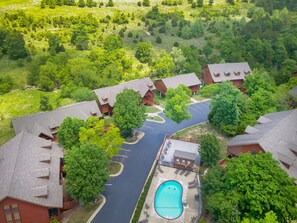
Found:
<box><xmin>108</xmin><ymin>161</ymin><xmax>122</xmax><ymax>175</ymax></box>
<box><xmin>145</xmin><ymin>105</ymin><xmax>161</xmax><ymax>113</ymax></box>
<box><xmin>192</xmin><ymin>94</ymin><xmax>210</xmax><ymax>101</ymax></box>
<box><xmin>0</xmin><ymin>89</ymin><xmax>74</xmax><ymax>145</ymax></box>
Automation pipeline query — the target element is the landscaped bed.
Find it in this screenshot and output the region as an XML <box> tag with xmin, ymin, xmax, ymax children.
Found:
<box><xmin>108</xmin><ymin>161</ymin><xmax>122</xmax><ymax>175</ymax></box>
<box><xmin>146</xmin><ymin>114</ymin><xmax>164</xmax><ymax>123</ymax></box>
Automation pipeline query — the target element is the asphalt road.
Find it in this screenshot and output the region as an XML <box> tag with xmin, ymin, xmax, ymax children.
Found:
<box><xmin>92</xmin><ymin>100</ymin><xmax>210</xmax><ymax>223</ymax></box>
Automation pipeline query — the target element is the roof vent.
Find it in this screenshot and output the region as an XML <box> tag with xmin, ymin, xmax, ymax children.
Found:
<box><xmin>244</xmin><ymin>71</ymin><xmax>251</xmax><ymax>75</ymax></box>
<box><xmin>224</xmin><ymin>72</ymin><xmax>231</xmax><ymax>76</ymax></box>
<box><xmin>38</xmin><ymin>153</ymin><xmax>51</xmax><ymax>163</ymax></box>
<box><xmin>41</xmin><ymin>141</ymin><xmax>52</xmax><ymax>149</ymax></box>
<box><xmin>234</xmin><ymin>72</ymin><xmax>241</xmax><ymax>76</ymax></box>
<box><xmin>245</xmin><ymin>126</ymin><xmax>259</xmax><ymax>134</ymax></box>
<box><xmin>31</xmin><ymin>185</ymin><xmax>48</xmax><ymax>198</ymax></box>
<box><xmin>32</xmin><ymin>168</ymin><xmax>50</xmax><ymax>179</ymax></box>
<box><xmin>257</xmin><ymin>116</ymin><xmax>271</xmax><ymax>124</ymax></box>
<box><xmin>213</xmin><ymin>73</ymin><xmax>220</xmax><ymax>77</ymax></box>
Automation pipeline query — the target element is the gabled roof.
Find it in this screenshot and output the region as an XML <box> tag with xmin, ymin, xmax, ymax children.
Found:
<box><xmin>0</xmin><ymin>132</ymin><xmax>63</xmax><ymax>207</ymax></box>
<box><xmin>173</xmin><ymin>150</ymin><xmax>196</xmax><ymax>161</ymax></box>
<box><xmin>12</xmin><ymin>100</ymin><xmax>101</xmax><ymax>138</ymax></box>
<box><xmin>205</xmin><ymin>62</ymin><xmax>251</xmax><ymax>82</ymax></box>
<box><xmin>226</xmin><ymin>109</ymin><xmax>297</xmax><ymax>183</ymax></box>
<box><xmin>158</xmin><ymin>73</ymin><xmax>201</xmax><ymax>89</ymax></box>
<box><xmin>93</xmin><ymin>77</ymin><xmax>155</xmax><ymax>107</ymax></box>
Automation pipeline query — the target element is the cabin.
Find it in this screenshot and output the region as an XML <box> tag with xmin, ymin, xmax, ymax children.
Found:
<box><xmin>226</xmin><ymin>109</ymin><xmax>297</xmax><ymax>184</ymax></box>
<box><xmin>11</xmin><ymin>100</ymin><xmax>102</xmax><ymax>140</ymax></box>
<box><xmin>93</xmin><ymin>77</ymin><xmax>155</xmax><ymax>115</ymax></box>
<box><xmin>201</xmin><ymin>62</ymin><xmax>251</xmax><ymax>90</ymax></box>
<box><xmin>158</xmin><ymin>137</ymin><xmax>200</xmax><ymax>171</ymax></box>
<box><xmin>154</xmin><ymin>73</ymin><xmax>201</xmax><ymax>96</ymax></box>
<box><xmin>0</xmin><ymin>132</ymin><xmax>64</xmax><ymax>223</ymax></box>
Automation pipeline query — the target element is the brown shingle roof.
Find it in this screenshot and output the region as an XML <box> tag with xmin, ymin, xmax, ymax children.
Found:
<box><xmin>12</xmin><ymin>100</ymin><xmax>101</xmax><ymax>138</ymax></box>
<box><xmin>226</xmin><ymin>109</ymin><xmax>297</xmax><ymax>183</ymax></box>
<box><xmin>206</xmin><ymin>62</ymin><xmax>251</xmax><ymax>82</ymax></box>
<box><xmin>0</xmin><ymin>132</ymin><xmax>63</xmax><ymax>207</ymax></box>
<box><xmin>93</xmin><ymin>77</ymin><xmax>155</xmax><ymax>107</ymax></box>
<box><xmin>159</xmin><ymin>73</ymin><xmax>201</xmax><ymax>89</ymax></box>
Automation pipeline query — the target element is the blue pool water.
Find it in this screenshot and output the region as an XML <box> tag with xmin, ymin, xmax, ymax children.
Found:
<box><xmin>154</xmin><ymin>180</ymin><xmax>183</xmax><ymax>219</ymax></box>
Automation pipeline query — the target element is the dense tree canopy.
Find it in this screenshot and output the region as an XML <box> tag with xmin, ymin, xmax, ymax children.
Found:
<box><xmin>199</xmin><ymin>134</ymin><xmax>221</xmax><ymax>166</ymax></box>
<box><xmin>4</xmin><ymin>31</ymin><xmax>28</xmax><ymax>60</ymax></box>
<box><xmin>208</xmin><ymin>81</ymin><xmax>244</xmax><ymax>136</ymax></box>
<box><xmin>79</xmin><ymin>116</ymin><xmax>124</xmax><ymax>159</ymax></box>
<box><xmin>165</xmin><ymin>85</ymin><xmax>191</xmax><ymax>124</ymax></box>
<box><xmin>113</xmin><ymin>89</ymin><xmax>146</xmax><ymax>137</ymax></box>
<box><xmin>202</xmin><ymin>153</ymin><xmax>297</xmax><ymax>223</ymax></box>
<box><xmin>57</xmin><ymin>117</ymin><xmax>86</xmax><ymax>149</ymax></box>
<box><xmin>64</xmin><ymin>143</ymin><xmax>109</xmax><ymax>204</ymax></box>
<box><xmin>135</xmin><ymin>41</ymin><xmax>152</xmax><ymax>63</ymax></box>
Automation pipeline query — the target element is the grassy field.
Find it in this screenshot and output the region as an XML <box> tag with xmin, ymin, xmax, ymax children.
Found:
<box><xmin>0</xmin><ymin>89</ymin><xmax>74</xmax><ymax>145</ymax></box>
<box><xmin>175</xmin><ymin>121</ymin><xmax>230</xmax><ymax>158</ymax></box>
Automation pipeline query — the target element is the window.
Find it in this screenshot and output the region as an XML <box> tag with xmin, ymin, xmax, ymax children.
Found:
<box><xmin>12</xmin><ymin>204</ymin><xmax>21</xmax><ymax>222</ymax></box>
<box><xmin>48</xmin><ymin>208</ymin><xmax>58</xmax><ymax>218</ymax></box>
<box><xmin>3</xmin><ymin>205</ymin><xmax>12</xmax><ymax>223</ymax></box>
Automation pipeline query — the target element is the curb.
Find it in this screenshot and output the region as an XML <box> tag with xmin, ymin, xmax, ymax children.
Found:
<box><xmin>124</xmin><ymin>131</ymin><xmax>145</xmax><ymax>145</ymax></box>
<box><xmin>86</xmin><ymin>195</ymin><xmax>106</xmax><ymax>223</ymax></box>
<box><xmin>146</xmin><ymin>114</ymin><xmax>165</xmax><ymax>123</ymax></box>
<box><xmin>109</xmin><ymin>162</ymin><xmax>124</xmax><ymax>177</ymax></box>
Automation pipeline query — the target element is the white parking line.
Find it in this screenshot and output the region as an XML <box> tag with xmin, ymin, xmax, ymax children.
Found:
<box><xmin>117</xmin><ymin>154</ymin><xmax>128</xmax><ymax>158</ymax></box>
<box><xmin>120</xmin><ymin>148</ymin><xmax>131</xmax><ymax>152</ymax></box>
<box><xmin>105</xmin><ymin>184</ymin><xmax>112</xmax><ymax>186</ymax></box>
<box><xmin>200</xmin><ymin>103</ymin><xmax>210</xmax><ymax>108</ymax></box>
<box><xmin>143</xmin><ymin>125</ymin><xmax>153</xmax><ymax>129</ymax></box>
<box><xmin>189</xmin><ymin>106</ymin><xmax>197</xmax><ymax>111</ymax></box>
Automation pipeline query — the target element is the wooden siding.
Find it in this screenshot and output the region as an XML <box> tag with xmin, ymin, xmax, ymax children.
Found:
<box><xmin>201</xmin><ymin>66</ymin><xmax>214</xmax><ymax>85</ymax></box>
<box><xmin>142</xmin><ymin>90</ymin><xmax>155</xmax><ymax>106</ymax></box>
<box><xmin>154</xmin><ymin>80</ymin><xmax>167</xmax><ymax>96</ymax></box>
<box><xmin>227</xmin><ymin>144</ymin><xmax>264</xmax><ymax>157</ymax></box>
<box><xmin>99</xmin><ymin>104</ymin><xmax>112</xmax><ymax>115</ymax></box>
<box><xmin>0</xmin><ymin>197</ymin><xmax>60</xmax><ymax>223</ymax></box>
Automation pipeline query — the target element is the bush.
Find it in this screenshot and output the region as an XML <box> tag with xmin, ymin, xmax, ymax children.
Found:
<box><xmin>0</xmin><ymin>76</ymin><xmax>13</xmax><ymax>95</ymax></box>
<box><xmin>127</xmin><ymin>32</ymin><xmax>133</xmax><ymax>37</ymax></box>
<box><xmin>156</xmin><ymin>36</ymin><xmax>162</xmax><ymax>44</ymax></box>
<box><xmin>70</xmin><ymin>87</ymin><xmax>97</xmax><ymax>102</ymax></box>
<box><xmin>199</xmin><ymin>84</ymin><xmax>219</xmax><ymax>97</ymax></box>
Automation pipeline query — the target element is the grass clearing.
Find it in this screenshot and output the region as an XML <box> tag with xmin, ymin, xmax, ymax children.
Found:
<box><xmin>62</xmin><ymin>197</ymin><xmax>103</xmax><ymax>223</ymax></box>
<box><xmin>146</xmin><ymin>114</ymin><xmax>164</xmax><ymax>122</ymax></box>
<box><xmin>175</xmin><ymin>121</ymin><xmax>230</xmax><ymax>158</ymax></box>
<box><xmin>145</xmin><ymin>105</ymin><xmax>161</xmax><ymax>113</ymax></box>
<box><xmin>192</xmin><ymin>94</ymin><xmax>210</xmax><ymax>102</ymax></box>
<box><xmin>108</xmin><ymin>161</ymin><xmax>122</xmax><ymax>175</ymax></box>
<box><xmin>0</xmin><ymin>89</ymin><xmax>74</xmax><ymax>145</ymax></box>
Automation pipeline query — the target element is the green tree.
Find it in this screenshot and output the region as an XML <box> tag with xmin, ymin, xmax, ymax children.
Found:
<box><xmin>165</xmin><ymin>85</ymin><xmax>192</xmax><ymax>124</ymax></box>
<box><xmin>226</xmin><ymin>0</ymin><xmax>234</xmax><ymax>5</ymax></box>
<box><xmin>208</xmin><ymin>81</ymin><xmax>244</xmax><ymax>135</ymax></box>
<box><xmin>243</xmin><ymin>69</ymin><xmax>275</xmax><ymax>96</ymax></box>
<box><xmin>70</xmin><ymin>86</ymin><xmax>97</xmax><ymax>102</ymax></box>
<box><xmin>191</xmin><ymin>19</ymin><xmax>204</xmax><ymax>37</ymax></box>
<box><xmin>65</xmin><ymin>143</ymin><xmax>109</xmax><ymax>204</ymax></box>
<box><xmin>57</xmin><ymin>117</ymin><xmax>86</xmax><ymax>149</ymax></box>
<box><xmin>203</xmin><ymin>153</ymin><xmax>297</xmax><ymax>222</ymax></box>
<box><xmin>106</xmin><ymin>0</ymin><xmax>114</xmax><ymax>7</ymax></box>
<box><xmin>197</xmin><ymin>0</ymin><xmax>203</xmax><ymax>7</ymax></box>
<box><xmin>151</xmin><ymin>50</ymin><xmax>175</xmax><ymax>78</ymax></box>
<box><xmin>208</xmin><ymin>0</ymin><xmax>213</xmax><ymax>6</ymax></box>
<box><xmin>39</xmin><ymin>95</ymin><xmax>53</xmax><ymax>111</ymax></box>
<box><xmin>142</xmin><ymin>0</ymin><xmax>150</xmax><ymax>6</ymax></box>
<box><xmin>113</xmin><ymin>89</ymin><xmax>146</xmax><ymax>137</ymax></box>
<box><xmin>41</xmin><ymin>0</ymin><xmax>46</xmax><ymax>8</ymax></box>
<box><xmin>78</xmin><ymin>0</ymin><xmax>86</xmax><ymax>7</ymax></box>
<box><xmin>79</xmin><ymin>117</ymin><xmax>124</xmax><ymax>159</ymax></box>
<box><xmin>103</xmin><ymin>35</ymin><xmax>122</xmax><ymax>51</ymax></box>
<box><xmin>199</xmin><ymin>134</ymin><xmax>221</xmax><ymax>166</ymax></box>
<box><xmin>242</xmin><ymin>211</ymin><xmax>279</xmax><ymax>223</ymax></box>
<box><xmin>156</xmin><ymin>36</ymin><xmax>162</xmax><ymax>44</ymax></box>
<box><xmin>135</xmin><ymin>41</ymin><xmax>152</xmax><ymax>63</ymax></box>
<box><xmin>0</xmin><ymin>76</ymin><xmax>13</xmax><ymax>95</ymax></box>
<box><xmin>47</xmin><ymin>33</ymin><xmax>65</xmax><ymax>55</ymax></box>
<box><xmin>4</xmin><ymin>32</ymin><xmax>28</xmax><ymax>60</ymax></box>
<box><xmin>170</xmin><ymin>47</ymin><xmax>187</xmax><ymax>74</ymax></box>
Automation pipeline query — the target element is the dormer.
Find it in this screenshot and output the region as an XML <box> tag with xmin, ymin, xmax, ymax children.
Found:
<box><xmin>234</xmin><ymin>71</ymin><xmax>241</xmax><ymax>76</ymax></box>
<box><xmin>32</xmin><ymin>168</ymin><xmax>50</xmax><ymax>179</ymax></box>
<box><xmin>244</xmin><ymin>71</ymin><xmax>251</xmax><ymax>75</ymax></box>
<box><xmin>224</xmin><ymin>72</ymin><xmax>231</xmax><ymax>76</ymax></box>
<box><xmin>102</xmin><ymin>97</ymin><xmax>108</xmax><ymax>103</ymax></box>
<box><xmin>213</xmin><ymin>73</ymin><xmax>220</xmax><ymax>77</ymax></box>
<box><xmin>31</xmin><ymin>185</ymin><xmax>48</xmax><ymax>198</ymax></box>
<box><xmin>245</xmin><ymin>126</ymin><xmax>259</xmax><ymax>134</ymax></box>
<box><xmin>147</xmin><ymin>84</ymin><xmax>153</xmax><ymax>89</ymax></box>
<box><xmin>41</xmin><ymin>141</ymin><xmax>52</xmax><ymax>149</ymax></box>
<box><xmin>257</xmin><ymin>116</ymin><xmax>271</xmax><ymax>124</ymax></box>
<box><xmin>49</xmin><ymin>120</ymin><xmax>59</xmax><ymax>132</ymax></box>
<box><xmin>38</xmin><ymin>153</ymin><xmax>51</xmax><ymax>163</ymax></box>
<box><xmin>90</xmin><ymin>108</ymin><xmax>97</xmax><ymax>116</ymax></box>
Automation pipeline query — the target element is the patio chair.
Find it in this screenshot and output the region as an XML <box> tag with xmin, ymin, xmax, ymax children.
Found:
<box><xmin>188</xmin><ymin>179</ymin><xmax>196</xmax><ymax>185</ymax></box>
<box><xmin>159</xmin><ymin>168</ymin><xmax>164</xmax><ymax>173</ymax></box>
<box><xmin>179</xmin><ymin>170</ymin><xmax>186</xmax><ymax>175</ymax></box>
<box><xmin>138</xmin><ymin>219</ymin><xmax>148</xmax><ymax>223</ymax></box>
<box><xmin>174</xmin><ymin>169</ymin><xmax>180</xmax><ymax>174</ymax></box>
<box><xmin>145</xmin><ymin>203</ymin><xmax>149</xmax><ymax>209</ymax></box>
<box><xmin>184</xmin><ymin>171</ymin><xmax>191</xmax><ymax>177</ymax></box>
<box><xmin>188</xmin><ymin>184</ymin><xmax>196</xmax><ymax>189</ymax></box>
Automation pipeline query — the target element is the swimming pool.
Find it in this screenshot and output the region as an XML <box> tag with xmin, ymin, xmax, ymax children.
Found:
<box><xmin>154</xmin><ymin>180</ymin><xmax>183</xmax><ymax>220</ymax></box>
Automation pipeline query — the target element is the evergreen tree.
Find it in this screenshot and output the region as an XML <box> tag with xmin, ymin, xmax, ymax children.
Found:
<box><xmin>41</xmin><ymin>0</ymin><xmax>46</xmax><ymax>8</ymax></box>
<box><xmin>142</xmin><ymin>0</ymin><xmax>150</xmax><ymax>6</ymax></box>
<box><xmin>197</xmin><ymin>0</ymin><xmax>203</xmax><ymax>7</ymax></box>
<box><xmin>39</xmin><ymin>95</ymin><xmax>53</xmax><ymax>111</ymax></box>
<box><xmin>106</xmin><ymin>0</ymin><xmax>114</xmax><ymax>7</ymax></box>
<box><xmin>78</xmin><ymin>0</ymin><xmax>86</xmax><ymax>7</ymax></box>
<box><xmin>4</xmin><ymin>32</ymin><xmax>28</xmax><ymax>60</ymax></box>
<box><xmin>208</xmin><ymin>0</ymin><xmax>213</xmax><ymax>6</ymax></box>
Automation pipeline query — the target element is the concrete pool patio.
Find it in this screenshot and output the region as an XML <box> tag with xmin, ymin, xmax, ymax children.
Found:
<box><xmin>138</xmin><ymin>165</ymin><xmax>199</xmax><ymax>223</ymax></box>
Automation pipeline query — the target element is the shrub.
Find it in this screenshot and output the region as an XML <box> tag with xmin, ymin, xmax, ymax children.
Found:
<box><xmin>127</xmin><ymin>32</ymin><xmax>133</xmax><ymax>37</ymax></box>
<box><xmin>156</xmin><ymin>36</ymin><xmax>162</xmax><ymax>44</ymax></box>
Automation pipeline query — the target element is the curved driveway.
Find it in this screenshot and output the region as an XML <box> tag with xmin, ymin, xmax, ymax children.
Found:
<box><xmin>92</xmin><ymin>100</ymin><xmax>210</xmax><ymax>223</ymax></box>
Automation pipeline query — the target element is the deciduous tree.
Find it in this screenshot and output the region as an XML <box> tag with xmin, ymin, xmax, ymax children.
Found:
<box><xmin>4</xmin><ymin>31</ymin><xmax>28</xmax><ymax>60</ymax></box>
<box><xmin>165</xmin><ymin>85</ymin><xmax>191</xmax><ymax>124</ymax></box>
<box><xmin>39</xmin><ymin>95</ymin><xmax>53</xmax><ymax>111</ymax></box>
<box><xmin>135</xmin><ymin>41</ymin><xmax>152</xmax><ymax>63</ymax></box>
<box><xmin>199</xmin><ymin>134</ymin><xmax>221</xmax><ymax>166</ymax></box>
<box><xmin>113</xmin><ymin>89</ymin><xmax>146</xmax><ymax>137</ymax></box>
<box><xmin>57</xmin><ymin>117</ymin><xmax>86</xmax><ymax>149</ymax></box>
<box><xmin>65</xmin><ymin>143</ymin><xmax>109</xmax><ymax>204</ymax></box>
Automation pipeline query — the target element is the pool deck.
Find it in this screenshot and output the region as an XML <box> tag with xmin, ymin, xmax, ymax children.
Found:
<box><xmin>139</xmin><ymin>165</ymin><xmax>199</xmax><ymax>223</ymax></box>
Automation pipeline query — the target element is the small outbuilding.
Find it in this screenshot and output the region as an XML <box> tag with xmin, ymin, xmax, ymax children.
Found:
<box><xmin>154</xmin><ymin>73</ymin><xmax>201</xmax><ymax>96</ymax></box>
